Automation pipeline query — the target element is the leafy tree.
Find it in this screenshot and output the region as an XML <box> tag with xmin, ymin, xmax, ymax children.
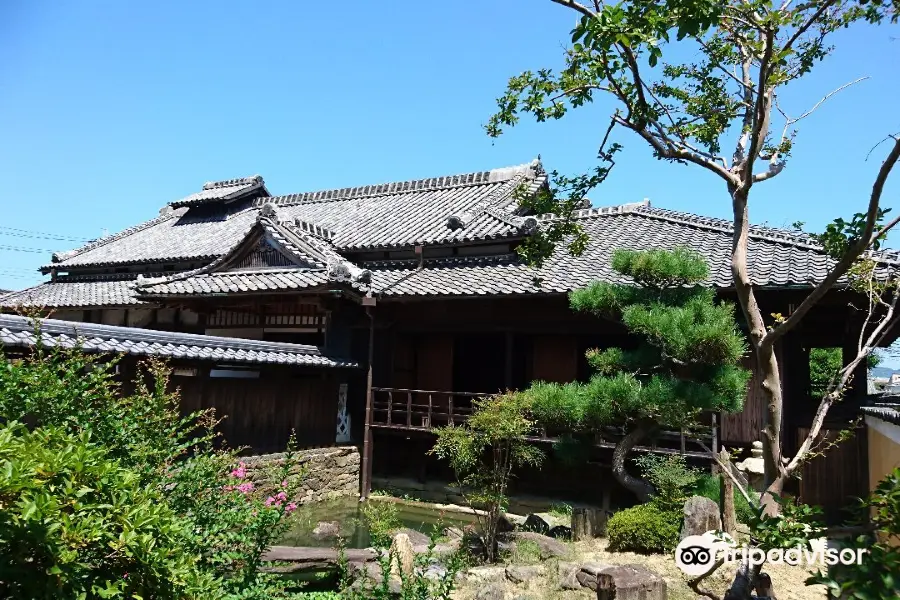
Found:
<box><xmin>524</xmin><ymin>247</ymin><xmax>749</xmax><ymax>501</ymax></box>
<box><xmin>429</xmin><ymin>392</ymin><xmax>544</xmax><ymax>563</ymax></box>
<box><xmin>486</xmin><ymin>2</ymin><xmax>900</xmax><ymax>593</ymax></box>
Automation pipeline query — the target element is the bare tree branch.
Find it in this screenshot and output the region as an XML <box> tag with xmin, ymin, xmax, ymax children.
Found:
<box><xmin>550</xmin><ymin>0</ymin><xmax>597</xmax><ymax>18</ymax></box>
<box><xmin>689</xmin><ymin>559</ymin><xmax>726</xmax><ymax>600</ymax></box>
<box><xmin>762</xmin><ymin>135</ymin><xmax>900</xmax><ymax>348</ymax></box>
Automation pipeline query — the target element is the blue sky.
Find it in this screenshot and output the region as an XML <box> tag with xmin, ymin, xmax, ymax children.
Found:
<box><xmin>1</xmin><ymin>1</ymin><xmax>899</xmax><ymax>357</ymax></box>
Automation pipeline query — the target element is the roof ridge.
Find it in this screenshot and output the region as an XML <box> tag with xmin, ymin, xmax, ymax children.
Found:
<box><xmin>363</xmin><ymin>253</ymin><xmax>521</xmax><ymax>269</ymax></box>
<box><xmin>252</xmin><ymin>159</ymin><xmax>542</xmax><ymax>207</ymax></box>
<box><xmin>43</xmin><ymin>209</ymin><xmax>185</xmax><ymax>272</ymax></box>
<box><xmin>537</xmin><ymin>199</ymin><xmax>651</xmax><ymax>222</ymax></box>
<box><xmin>202</xmin><ymin>175</ymin><xmax>264</xmax><ymax>191</ymax></box>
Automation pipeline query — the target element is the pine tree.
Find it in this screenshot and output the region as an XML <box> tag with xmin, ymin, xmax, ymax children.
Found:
<box><xmin>524</xmin><ymin>247</ymin><xmax>750</xmax><ymax>501</ymax></box>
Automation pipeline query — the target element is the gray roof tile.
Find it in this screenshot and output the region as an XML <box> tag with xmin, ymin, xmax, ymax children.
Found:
<box><xmin>0</xmin><ymin>314</ymin><xmax>357</xmax><ymax>368</ymax></box>
<box><xmin>0</xmin><ymin>273</ymin><xmax>149</xmax><ymax>308</ymax></box>
<box><xmin>47</xmin><ymin>161</ymin><xmax>545</xmax><ymax>269</ymax></box>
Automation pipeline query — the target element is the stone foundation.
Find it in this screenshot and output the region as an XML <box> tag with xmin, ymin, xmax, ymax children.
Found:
<box><xmin>243</xmin><ymin>445</ymin><xmax>360</xmax><ymax>504</ymax></box>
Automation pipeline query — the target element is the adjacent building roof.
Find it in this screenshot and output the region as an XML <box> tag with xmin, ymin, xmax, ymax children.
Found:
<box><xmin>861</xmin><ymin>400</ymin><xmax>900</xmax><ymax>426</ymax></box>
<box><xmin>0</xmin><ymin>314</ymin><xmax>357</xmax><ymax>368</ymax></box>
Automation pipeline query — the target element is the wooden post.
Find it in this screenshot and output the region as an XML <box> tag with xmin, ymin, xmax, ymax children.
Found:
<box><xmin>718</xmin><ymin>448</ymin><xmax>737</xmax><ymax>536</ymax></box>
<box><xmin>406</xmin><ymin>391</ymin><xmax>412</xmax><ymax>427</ymax></box>
<box><xmin>387</xmin><ymin>391</ymin><xmax>393</xmax><ymax>426</ymax></box>
<box><xmin>711</xmin><ymin>414</ymin><xmax>719</xmax><ymax>475</ymax></box>
<box><xmin>448</xmin><ymin>394</ymin><xmax>454</xmax><ymax>426</ymax></box>
<box><xmin>680</xmin><ymin>428</ymin><xmax>686</xmax><ymax>455</ymax></box>
<box><xmin>360</xmin><ymin>307</ymin><xmax>375</xmax><ymax>500</ymax></box>
<box><xmin>504</xmin><ymin>331</ymin><xmax>514</xmax><ymax>390</ymax></box>
<box><xmin>427</xmin><ymin>393</ymin><xmax>432</xmax><ymax>428</ymax></box>
<box><xmin>572</xmin><ymin>507</ymin><xmax>607</xmax><ymax>541</ymax></box>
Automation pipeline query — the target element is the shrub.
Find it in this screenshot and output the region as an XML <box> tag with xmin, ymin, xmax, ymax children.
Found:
<box><xmin>607</xmin><ymin>504</ymin><xmax>681</xmax><ymax>553</ymax></box>
<box><xmin>0</xmin><ymin>421</ymin><xmax>216</xmax><ymax>599</ymax></box>
<box><xmin>694</xmin><ymin>474</ymin><xmax>756</xmax><ymax>524</ymax></box>
<box><xmin>634</xmin><ymin>453</ymin><xmax>700</xmax><ymax>513</ymax></box>
<box><xmin>0</xmin><ymin>329</ymin><xmax>306</xmax><ymax>599</ymax></box>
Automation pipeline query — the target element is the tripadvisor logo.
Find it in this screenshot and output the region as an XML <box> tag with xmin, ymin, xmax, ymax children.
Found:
<box><xmin>674</xmin><ymin>532</ymin><xmax>867</xmax><ymax>577</ymax></box>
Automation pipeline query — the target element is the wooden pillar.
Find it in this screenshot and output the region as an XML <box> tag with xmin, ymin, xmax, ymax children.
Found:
<box><xmin>360</xmin><ymin>304</ymin><xmax>376</xmax><ymax>500</ymax></box>
<box><xmin>504</xmin><ymin>331</ymin><xmax>514</xmax><ymax>390</ymax></box>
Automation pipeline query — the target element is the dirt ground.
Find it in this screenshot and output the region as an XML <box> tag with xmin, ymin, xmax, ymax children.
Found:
<box><xmin>452</xmin><ymin>537</ymin><xmax>829</xmax><ymax>600</ymax></box>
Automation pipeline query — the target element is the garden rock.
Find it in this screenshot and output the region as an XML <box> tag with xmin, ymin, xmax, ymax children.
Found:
<box><xmin>509</xmin><ymin>531</ymin><xmax>570</xmax><ymax>559</ymax></box>
<box><xmin>311</xmin><ymin>520</ymin><xmax>340</xmax><ymax>540</ymax></box>
<box><xmin>576</xmin><ymin>562</ymin><xmax>615</xmax><ymax>591</ymax></box>
<box><xmin>475</xmin><ymin>581</ymin><xmax>507</xmax><ymax>600</ymax></box>
<box><xmin>505</xmin><ymin>564</ymin><xmax>545</xmax><ymax>584</ymax></box>
<box><xmin>389</xmin><ymin>532</ymin><xmax>415</xmax><ymax>578</ymax></box>
<box><xmin>680</xmin><ymin>496</ymin><xmax>721</xmax><ymax>540</ymax></box>
<box><xmin>557</xmin><ymin>562</ymin><xmax>582</xmax><ymax>591</ymax></box>
<box><xmin>391</xmin><ymin>527</ymin><xmax>430</xmax><ymax>547</ymax></box>
<box><xmin>504</xmin><ymin>513</ymin><xmax>528</xmax><ymax>528</ymax></box>
<box><xmin>596</xmin><ymin>564</ymin><xmax>666</xmax><ymax>600</ymax></box>
<box><xmin>522</xmin><ymin>512</ymin><xmax>567</xmax><ymax>535</ymax></box>
<box><xmin>548</xmin><ymin>525</ymin><xmax>572</xmax><ymax>539</ymax></box>
<box><xmin>444</xmin><ymin>526</ymin><xmax>464</xmax><ymax>540</ymax></box>
<box><xmin>468</xmin><ymin>565</ymin><xmax>508</xmax><ymax>583</ymax></box>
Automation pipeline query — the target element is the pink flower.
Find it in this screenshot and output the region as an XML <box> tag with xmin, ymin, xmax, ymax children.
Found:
<box><xmin>281</xmin><ymin>480</ymin><xmax>288</xmax><ymax>488</ymax></box>
<box><xmin>285</xmin><ymin>502</ymin><xmax>298</xmax><ymax>514</ymax></box>
<box><xmin>265</xmin><ymin>496</ymin><xmax>275</xmax><ymax>507</ymax></box>
<box><xmin>231</xmin><ymin>467</ymin><xmax>247</xmax><ymax>479</ymax></box>
<box><xmin>276</xmin><ymin>491</ymin><xmax>287</xmax><ymax>501</ymax></box>
<box><xmin>237</xmin><ymin>482</ymin><xmax>254</xmax><ymax>494</ymax></box>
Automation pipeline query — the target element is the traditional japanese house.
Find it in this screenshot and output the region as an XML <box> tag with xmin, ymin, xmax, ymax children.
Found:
<box><xmin>3</xmin><ymin>159</ymin><xmax>896</xmax><ymax>519</ymax></box>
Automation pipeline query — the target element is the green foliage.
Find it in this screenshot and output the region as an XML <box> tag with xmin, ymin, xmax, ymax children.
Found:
<box><xmin>0</xmin><ymin>421</ymin><xmax>216</xmax><ymax>599</ymax></box>
<box><xmin>360</xmin><ymin>500</ymin><xmax>402</xmax><ymax>549</ymax></box>
<box><xmin>606</xmin><ymin>504</ymin><xmax>681</xmax><ymax>554</ymax></box>
<box><xmin>429</xmin><ymin>392</ymin><xmax>544</xmax><ymax>563</ymax></box>
<box><xmin>747</xmin><ymin>495</ymin><xmax>824</xmax><ymax>553</ymax></box>
<box><xmin>634</xmin><ymin>454</ymin><xmax>700</xmax><ymax>513</ymax></box>
<box><xmin>693</xmin><ymin>474</ymin><xmax>755</xmax><ymax>525</ymax></box>
<box><xmin>0</xmin><ymin>328</ymin><xmax>307</xmax><ymax>599</ymax></box>
<box><xmin>336</xmin><ymin>520</ymin><xmax>465</xmax><ymax>600</ymax></box>
<box><xmin>508</xmin><ymin>538</ymin><xmax>543</xmax><ymax>564</ymax></box>
<box><xmin>526</xmin><ymin>248</ymin><xmax>749</xmax><ymax>435</ymax></box>
<box><xmin>548</xmin><ymin>502</ymin><xmax>573</xmax><ymax>518</ymax></box>
<box><xmin>807</xmin><ymin>468</ymin><xmax>900</xmax><ymax>599</ymax></box>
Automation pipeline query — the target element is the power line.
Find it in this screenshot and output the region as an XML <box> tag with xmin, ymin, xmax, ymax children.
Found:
<box><xmin>0</xmin><ymin>226</ymin><xmax>91</xmax><ymax>243</ymax></box>
<box><xmin>0</xmin><ymin>245</ymin><xmax>58</xmax><ymax>254</ymax></box>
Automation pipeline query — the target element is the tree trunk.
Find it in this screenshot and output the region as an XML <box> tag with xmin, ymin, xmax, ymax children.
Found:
<box><xmin>611</xmin><ymin>420</ymin><xmax>655</xmax><ymax>502</ymax></box>
<box><xmin>572</xmin><ymin>507</ymin><xmax>607</xmax><ymax>541</ymax></box>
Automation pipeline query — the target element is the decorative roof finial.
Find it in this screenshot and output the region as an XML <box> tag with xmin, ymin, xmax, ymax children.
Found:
<box><xmin>258</xmin><ymin>202</ymin><xmax>279</xmax><ymax>222</ymax></box>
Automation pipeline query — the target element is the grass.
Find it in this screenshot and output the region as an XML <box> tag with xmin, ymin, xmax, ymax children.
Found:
<box><xmin>547</xmin><ymin>502</ymin><xmax>573</xmax><ymax>519</ymax></box>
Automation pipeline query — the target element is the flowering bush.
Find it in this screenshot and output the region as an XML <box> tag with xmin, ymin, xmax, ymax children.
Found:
<box><xmin>0</xmin><ymin>328</ymin><xmax>307</xmax><ymax>599</ymax></box>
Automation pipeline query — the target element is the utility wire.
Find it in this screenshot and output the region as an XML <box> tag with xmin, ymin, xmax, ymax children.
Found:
<box><xmin>0</xmin><ymin>226</ymin><xmax>91</xmax><ymax>243</ymax></box>
<box><xmin>0</xmin><ymin>245</ymin><xmax>58</xmax><ymax>254</ymax></box>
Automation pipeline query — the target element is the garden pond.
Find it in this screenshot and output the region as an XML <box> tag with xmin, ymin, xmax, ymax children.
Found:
<box><xmin>279</xmin><ymin>495</ymin><xmax>478</xmax><ymax>549</ymax></box>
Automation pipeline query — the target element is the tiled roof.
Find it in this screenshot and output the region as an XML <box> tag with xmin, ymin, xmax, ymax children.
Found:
<box><xmin>361</xmin><ymin>204</ymin><xmax>864</xmax><ymax>297</ymax></box>
<box><xmin>0</xmin><ymin>314</ymin><xmax>357</xmax><ymax>368</ymax></box>
<box><xmin>861</xmin><ymin>401</ymin><xmax>900</xmax><ymax>426</ymax></box>
<box><xmin>136</xmin><ymin>208</ymin><xmax>371</xmax><ymax>296</ymax></box>
<box><xmin>169</xmin><ymin>175</ymin><xmax>268</xmax><ymax>208</ymax></box>
<box><xmin>0</xmin><ymin>274</ymin><xmax>150</xmax><ymax>308</ymax></box>
<box><xmin>12</xmin><ymin>199</ymin><xmax>897</xmax><ymax>306</ymax></box>
<box><xmin>46</xmin><ymin>161</ymin><xmax>546</xmax><ymax>269</ymax></box>
<box><xmin>139</xmin><ymin>269</ymin><xmax>330</xmax><ymax>296</ymax></box>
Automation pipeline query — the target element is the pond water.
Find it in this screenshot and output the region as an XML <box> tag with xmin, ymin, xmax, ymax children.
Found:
<box><xmin>279</xmin><ymin>496</ymin><xmax>477</xmax><ymax>549</ymax></box>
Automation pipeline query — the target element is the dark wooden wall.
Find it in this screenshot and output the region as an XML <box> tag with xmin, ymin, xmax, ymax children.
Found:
<box><xmin>176</xmin><ymin>369</ymin><xmax>340</xmax><ymax>453</ymax></box>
